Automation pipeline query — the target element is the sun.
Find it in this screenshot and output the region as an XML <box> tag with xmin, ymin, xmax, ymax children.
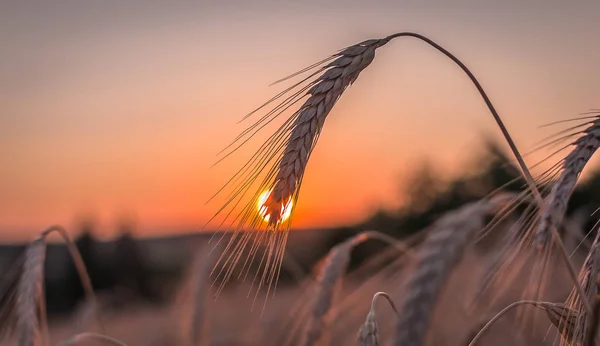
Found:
<box><xmin>257</xmin><ymin>189</ymin><xmax>293</xmax><ymax>223</ymax></box>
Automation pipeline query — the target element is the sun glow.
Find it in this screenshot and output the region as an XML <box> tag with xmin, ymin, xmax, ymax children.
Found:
<box><xmin>257</xmin><ymin>189</ymin><xmax>293</xmax><ymax>223</ymax></box>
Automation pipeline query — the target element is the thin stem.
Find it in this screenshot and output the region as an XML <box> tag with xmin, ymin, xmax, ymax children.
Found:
<box><xmin>383</xmin><ymin>32</ymin><xmax>538</xmax><ymax>197</ymax></box>
<box><xmin>383</xmin><ymin>32</ymin><xmax>590</xmax><ymax>314</ymax></box>
<box><xmin>468</xmin><ymin>300</ymin><xmax>542</xmax><ymax>346</ymax></box>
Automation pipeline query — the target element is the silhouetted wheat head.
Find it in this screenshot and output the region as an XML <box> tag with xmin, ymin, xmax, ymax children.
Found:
<box><xmin>0</xmin><ymin>226</ymin><xmax>100</xmax><ymax>346</ymax></box>
<box><xmin>393</xmin><ymin>194</ymin><xmax>514</xmax><ymax>346</ymax></box>
<box><xmin>470</xmin><ymin>114</ymin><xmax>600</xmax><ymax>313</ymax></box>
<box><xmin>208</xmin><ymin>38</ymin><xmax>391</xmax><ymax>297</ymax></box>
<box><xmin>535</xmin><ymin>114</ymin><xmax>600</xmax><ymax>248</ymax></box>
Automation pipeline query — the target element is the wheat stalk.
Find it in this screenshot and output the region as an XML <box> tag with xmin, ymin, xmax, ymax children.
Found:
<box><xmin>0</xmin><ymin>226</ymin><xmax>97</xmax><ymax>346</ymax></box>
<box><xmin>209</xmin><ymin>31</ymin><xmax>585</xmax><ymax>303</ymax></box>
<box><xmin>536</xmin><ymin>115</ymin><xmax>600</xmax><ymax>247</ymax></box>
<box><xmin>392</xmin><ymin>194</ymin><xmax>513</xmax><ymax>346</ymax></box>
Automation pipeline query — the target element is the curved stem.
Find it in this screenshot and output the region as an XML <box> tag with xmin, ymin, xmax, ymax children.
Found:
<box><xmin>383</xmin><ymin>32</ymin><xmax>538</xmax><ymax>198</ymax></box>
<box><xmin>382</xmin><ymin>32</ymin><xmax>590</xmax><ymax>314</ymax></box>
<box><xmin>42</xmin><ymin>226</ymin><xmax>96</xmax><ymax>307</ymax></box>
<box><xmin>371</xmin><ymin>291</ymin><xmax>399</xmax><ymax>316</ymax></box>
<box><xmin>468</xmin><ymin>300</ymin><xmax>542</xmax><ymax>346</ymax></box>
<box><xmin>41</xmin><ymin>226</ymin><xmax>103</xmax><ymax>330</ymax></box>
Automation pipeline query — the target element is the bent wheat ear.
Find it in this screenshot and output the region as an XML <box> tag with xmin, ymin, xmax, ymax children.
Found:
<box><xmin>209</xmin><ymin>38</ymin><xmax>388</xmax><ymax>297</ymax></box>
<box><xmin>536</xmin><ymin>115</ymin><xmax>600</xmax><ymax>247</ymax></box>
<box><xmin>393</xmin><ymin>195</ymin><xmax>513</xmax><ymax>346</ymax></box>
<box><xmin>358</xmin><ymin>292</ymin><xmax>399</xmax><ymax>346</ymax></box>
<box><xmin>303</xmin><ymin>238</ymin><xmax>355</xmax><ymax>346</ymax></box>
<box><xmin>261</xmin><ymin>39</ymin><xmax>386</xmax><ymax>226</ymax></box>
<box><xmin>302</xmin><ymin>232</ymin><xmax>379</xmax><ymax>346</ymax></box>
<box><xmin>0</xmin><ymin>226</ymin><xmax>97</xmax><ymax>346</ymax></box>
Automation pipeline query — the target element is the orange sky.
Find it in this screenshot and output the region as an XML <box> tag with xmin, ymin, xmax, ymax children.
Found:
<box><xmin>1</xmin><ymin>1</ymin><xmax>599</xmax><ymax>240</ymax></box>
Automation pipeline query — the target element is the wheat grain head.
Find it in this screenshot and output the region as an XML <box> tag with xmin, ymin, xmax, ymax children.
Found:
<box><xmin>392</xmin><ymin>194</ymin><xmax>514</xmax><ymax>346</ymax></box>
<box><xmin>16</xmin><ymin>236</ymin><xmax>46</xmax><ymax>346</ymax></box>
<box><xmin>302</xmin><ymin>232</ymin><xmax>382</xmax><ymax>346</ymax></box>
<box><xmin>0</xmin><ymin>226</ymin><xmax>97</xmax><ymax>346</ymax></box>
<box><xmin>302</xmin><ymin>237</ymin><xmax>355</xmax><ymax>346</ymax></box>
<box><xmin>358</xmin><ymin>309</ymin><xmax>379</xmax><ymax>346</ymax></box>
<box><xmin>535</xmin><ymin>114</ymin><xmax>600</xmax><ymax>247</ymax></box>
<box><xmin>357</xmin><ymin>292</ymin><xmax>399</xmax><ymax>346</ymax></box>
<box><xmin>208</xmin><ymin>38</ymin><xmax>389</xmax><ymax>299</ymax></box>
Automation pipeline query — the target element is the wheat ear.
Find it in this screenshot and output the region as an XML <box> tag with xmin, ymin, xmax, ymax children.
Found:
<box><xmin>357</xmin><ymin>292</ymin><xmax>399</xmax><ymax>346</ymax></box>
<box><xmin>302</xmin><ymin>237</ymin><xmax>355</xmax><ymax>346</ymax></box>
<box><xmin>392</xmin><ymin>194</ymin><xmax>513</xmax><ymax>346</ymax></box>
<box><xmin>536</xmin><ymin>115</ymin><xmax>600</xmax><ymax>246</ymax></box>
<box><xmin>10</xmin><ymin>226</ymin><xmax>97</xmax><ymax>346</ymax></box>
<box><xmin>303</xmin><ymin>232</ymin><xmax>389</xmax><ymax>346</ymax></box>
<box><xmin>274</xmin><ymin>231</ymin><xmax>411</xmax><ymax>346</ymax></box>
<box><xmin>208</xmin><ymin>38</ymin><xmax>389</xmax><ymax>299</ymax></box>
<box><xmin>17</xmin><ymin>236</ymin><xmax>46</xmax><ymax>346</ymax></box>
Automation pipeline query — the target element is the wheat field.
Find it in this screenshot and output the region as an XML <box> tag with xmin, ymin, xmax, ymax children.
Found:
<box><xmin>2</xmin><ymin>32</ymin><xmax>600</xmax><ymax>346</ymax></box>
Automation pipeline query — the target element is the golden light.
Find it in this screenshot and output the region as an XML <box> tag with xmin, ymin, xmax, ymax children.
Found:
<box><xmin>257</xmin><ymin>189</ymin><xmax>293</xmax><ymax>223</ymax></box>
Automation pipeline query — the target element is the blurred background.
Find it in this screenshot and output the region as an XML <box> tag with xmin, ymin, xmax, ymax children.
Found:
<box><xmin>1</xmin><ymin>0</ymin><xmax>600</xmax><ymax>345</ymax></box>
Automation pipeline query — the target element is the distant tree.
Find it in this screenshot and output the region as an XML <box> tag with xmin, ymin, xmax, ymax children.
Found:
<box><xmin>399</xmin><ymin>162</ymin><xmax>445</xmax><ymax>214</ymax></box>
<box><xmin>112</xmin><ymin>221</ymin><xmax>156</xmax><ymax>301</ymax></box>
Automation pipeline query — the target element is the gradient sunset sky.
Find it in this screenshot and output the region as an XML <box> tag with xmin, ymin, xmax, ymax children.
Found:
<box><xmin>1</xmin><ymin>0</ymin><xmax>599</xmax><ymax>240</ymax></box>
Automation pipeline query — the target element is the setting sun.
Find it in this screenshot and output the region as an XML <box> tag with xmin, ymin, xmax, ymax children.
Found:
<box><xmin>257</xmin><ymin>189</ymin><xmax>293</xmax><ymax>223</ymax></box>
